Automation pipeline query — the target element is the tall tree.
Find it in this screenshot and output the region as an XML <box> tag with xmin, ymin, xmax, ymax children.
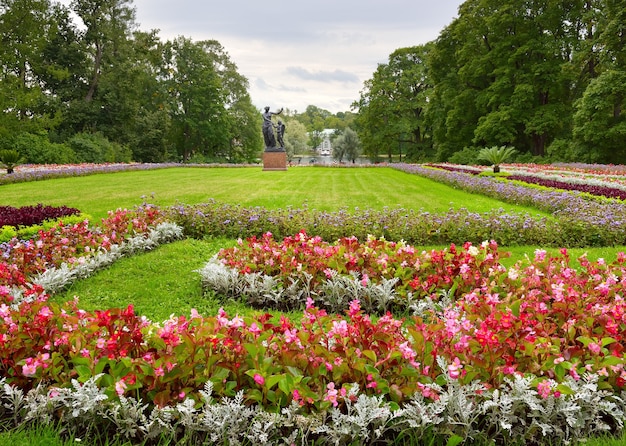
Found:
<box><xmin>332</xmin><ymin>127</ymin><xmax>361</xmax><ymax>163</ymax></box>
<box><xmin>353</xmin><ymin>45</ymin><xmax>432</xmax><ymax>162</ymax></box>
<box><xmin>201</xmin><ymin>40</ymin><xmax>261</xmax><ymax>162</ymax></box>
<box><xmin>162</xmin><ymin>37</ymin><xmax>228</xmax><ymax>162</ymax></box>
<box><xmin>0</xmin><ymin>0</ymin><xmax>58</xmax><ymax>137</ymax></box>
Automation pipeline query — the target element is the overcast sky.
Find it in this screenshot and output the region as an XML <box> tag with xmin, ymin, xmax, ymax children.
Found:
<box><xmin>61</xmin><ymin>0</ymin><xmax>464</xmax><ymax>114</ymax></box>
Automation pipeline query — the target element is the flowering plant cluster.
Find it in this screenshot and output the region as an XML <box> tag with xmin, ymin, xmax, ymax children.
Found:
<box><xmin>212</xmin><ymin>230</ymin><xmax>504</xmax><ymax>313</ymax></box>
<box><xmin>4</xmin><ymin>228</ymin><xmax>626</xmax><ymax>443</ymax></box>
<box><xmin>0</xmin><ymin>204</ymin><xmax>165</xmax><ymax>297</ymax></box>
<box><xmin>206</xmin><ymin>232</ymin><xmax>626</xmax><ymax>392</ymax></box>
<box><xmin>505</xmin><ymin>173</ymin><xmax>626</xmax><ymax>200</ymax></box>
<box><xmin>0</xmin><ymin>203</ymin><xmax>81</xmax><ymax>227</ymax></box>
<box><xmin>164</xmin><ymin>199</ymin><xmax>562</xmax><ymax>248</ymax></box>
<box><xmin>393</xmin><ymin>163</ymin><xmax>626</xmax><ymax>246</ymax></box>
<box><xmin>0</xmin><ymin>162</ymin><xmax>260</xmax><ymax>185</ymax></box>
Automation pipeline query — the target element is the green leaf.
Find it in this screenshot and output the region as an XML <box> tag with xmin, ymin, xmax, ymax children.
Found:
<box><xmin>555</xmin><ymin>384</ymin><xmax>575</xmax><ymax>395</ymax></box>
<box><xmin>75</xmin><ymin>365</ymin><xmax>93</xmax><ymax>380</ymax></box>
<box><xmin>509</xmin><ymin>299</ymin><xmax>521</xmax><ymax>318</ymax></box>
<box><xmin>266</xmin><ymin>374</ymin><xmax>286</xmax><ymax>390</ymax></box>
<box><xmin>601</xmin><ymin>337</ymin><xmax>616</xmax><ymax>347</ymax></box>
<box><xmin>447</xmin><ymin>434</ymin><xmax>464</xmax><ymax>446</ymax></box>
<box><xmin>362</xmin><ymin>350</ymin><xmax>377</xmax><ymax>362</ymax></box>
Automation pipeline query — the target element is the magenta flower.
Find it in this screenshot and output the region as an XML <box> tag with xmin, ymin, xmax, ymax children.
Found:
<box><xmin>253</xmin><ymin>373</ymin><xmax>265</xmax><ymax>386</ymax></box>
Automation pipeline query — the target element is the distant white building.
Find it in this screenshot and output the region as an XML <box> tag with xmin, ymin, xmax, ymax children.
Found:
<box><xmin>315</xmin><ymin>129</ymin><xmax>335</xmax><ymax>156</ymax></box>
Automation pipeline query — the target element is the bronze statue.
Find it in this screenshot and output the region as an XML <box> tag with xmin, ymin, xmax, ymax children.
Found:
<box><xmin>262</xmin><ymin>106</ymin><xmax>283</xmax><ymax>151</ymax></box>
<box><xmin>275</xmin><ymin>119</ymin><xmax>286</xmax><ymax>149</ymax></box>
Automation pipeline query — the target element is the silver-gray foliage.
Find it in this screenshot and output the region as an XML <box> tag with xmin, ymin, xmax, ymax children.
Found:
<box><xmin>31</xmin><ymin>222</ymin><xmax>183</xmax><ymax>295</ymax></box>
<box><xmin>2</xmin><ymin>364</ymin><xmax>626</xmax><ymax>445</ymax></box>
<box><xmin>197</xmin><ymin>257</ymin><xmax>400</xmax><ymax>313</ymax></box>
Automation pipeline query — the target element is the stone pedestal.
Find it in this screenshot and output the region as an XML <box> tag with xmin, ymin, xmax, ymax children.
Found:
<box><xmin>263</xmin><ymin>151</ymin><xmax>287</xmax><ymax>171</ymax></box>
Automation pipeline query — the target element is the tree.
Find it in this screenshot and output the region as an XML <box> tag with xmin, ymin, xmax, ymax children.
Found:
<box><xmin>162</xmin><ymin>37</ymin><xmax>228</xmax><ymax>162</ymax></box>
<box><xmin>200</xmin><ymin>40</ymin><xmax>262</xmax><ymax>162</ymax></box>
<box><xmin>332</xmin><ymin>127</ymin><xmax>361</xmax><ymax>163</ymax></box>
<box><xmin>573</xmin><ymin>70</ymin><xmax>626</xmax><ymax>163</ymax></box>
<box><xmin>0</xmin><ymin>0</ymin><xmax>59</xmax><ymax>136</ymax></box>
<box><xmin>283</xmin><ymin>119</ymin><xmax>308</xmax><ymax>162</ymax></box>
<box><xmin>353</xmin><ymin>45</ymin><xmax>433</xmax><ymax>162</ymax></box>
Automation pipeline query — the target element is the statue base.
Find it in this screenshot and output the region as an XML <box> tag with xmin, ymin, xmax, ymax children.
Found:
<box><xmin>263</xmin><ymin>150</ymin><xmax>287</xmax><ymax>171</ymax></box>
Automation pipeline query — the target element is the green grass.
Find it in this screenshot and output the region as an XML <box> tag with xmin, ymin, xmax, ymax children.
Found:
<box><xmin>6</xmin><ymin>166</ymin><xmax>626</xmax><ymax>445</ymax></box>
<box><xmin>0</xmin><ymin>167</ymin><xmax>549</xmax><ymax>220</ymax></box>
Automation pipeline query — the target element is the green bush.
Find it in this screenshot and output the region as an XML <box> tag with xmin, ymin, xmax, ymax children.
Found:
<box><xmin>12</xmin><ymin>132</ymin><xmax>77</xmax><ymax>164</ymax></box>
<box><xmin>0</xmin><ymin>225</ymin><xmax>18</xmax><ymax>242</ymax></box>
<box><xmin>447</xmin><ymin>146</ymin><xmax>485</xmax><ymax>165</ymax></box>
<box><xmin>68</xmin><ymin>132</ymin><xmax>133</xmax><ymax>163</ymax></box>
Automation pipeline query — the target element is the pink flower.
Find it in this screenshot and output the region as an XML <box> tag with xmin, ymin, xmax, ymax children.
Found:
<box><xmin>115</xmin><ymin>379</ymin><xmax>127</xmax><ymax>396</ymax></box>
<box><xmin>503</xmin><ymin>365</ymin><xmax>516</xmax><ymax>375</ymax></box>
<box><xmin>229</xmin><ymin>315</ymin><xmax>244</xmax><ymax>328</ymax></box>
<box><xmin>448</xmin><ymin>357</ymin><xmax>463</xmax><ymax>380</ymax></box>
<box><xmin>253</xmin><ymin>373</ymin><xmax>265</xmax><ymax>386</ymax></box>
<box><xmin>534</xmin><ymin>249</ymin><xmax>547</xmax><ymax>262</ymax></box>
<box><xmin>329</xmin><ymin>320</ymin><xmax>348</xmax><ymax>337</ymax></box>
<box><xmin>325</xmin><ymin>382</ymin><xmax>339</xmax><ymax>407</ymax></box>
<box><xmin>249</xmin><ymin>322</ymin><xmax>261</xmax><ymax>336</ymax></box>
<box><xmin>537</xmin><ymin>380</ymin><xmax>551</xmax><ymax>399</ymax></box>
<box><xmin>366</xmin><ymin>374</ymin><xmax>378</xmax><ymax>389</ymax></box>
<box><xmin>588</xmin><ymin>342</ymin><xmax>602</xmax><ymax>355</ymax></box>
<box><xmin>22</xmin><ymin>359</ymin><xmax>37</xmax><ymax>377</ymax></box>
<box><xmin>348</xmin><ymin>300</ymin><xmax>361</xmax><ymax>317</ymax></box>
<box><xmin>360</xmin><ymin>274</ymin><xmax>369</xmax><ymax>287</ymax></box>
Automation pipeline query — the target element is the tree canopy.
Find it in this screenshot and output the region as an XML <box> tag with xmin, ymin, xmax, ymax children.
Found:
<box><xmin>354</xmin><ymin>0</ymin><xmax>626</xmax><ymax>164</ymax></box>
<box><xmin>0</xmin><ymin>0</ymin><xmax>261</xmax><ymax>163</ymax></box>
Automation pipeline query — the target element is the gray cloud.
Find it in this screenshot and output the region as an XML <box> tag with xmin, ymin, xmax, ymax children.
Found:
<box><xmin>286</xmin><ymin>67</ymin><xmax>360</xmax><ymax>84</ymax></box>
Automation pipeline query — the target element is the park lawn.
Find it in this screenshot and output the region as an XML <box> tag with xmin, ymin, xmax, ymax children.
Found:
<box><xmin>0</xmin><ymin>166</ymin><xmax>549</xmax><ymax>220</ymax></box>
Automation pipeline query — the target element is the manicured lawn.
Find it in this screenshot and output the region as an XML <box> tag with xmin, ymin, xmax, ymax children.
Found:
<box><xmin>0</xmin><ymin>167</ymin><xmax>549</xmax><ymax>220</ymax></box>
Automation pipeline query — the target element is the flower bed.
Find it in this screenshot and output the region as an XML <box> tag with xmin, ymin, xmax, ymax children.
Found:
<box><xmin>4</xmin><ymin>163</ymin><xmax>626</xmax><ymax>444</ymax></box>
<box><xmin>0</xmin><ymin>203</ymin><xmax>81</xmax><ymax>227</ymax></box>
<box><xmin>3</xmin><ymin>227</ymin><xmax>626</xmax><ymax>444</ymax></box>
<box><xmin>392</xmin><ymin>163</ymin><xmax>626</xmax><ymax>247</ymax></box>
<box><xmin>0</xmin><ymin>162</ymin><xmax>259</xmax><ymax>185</ymax></box>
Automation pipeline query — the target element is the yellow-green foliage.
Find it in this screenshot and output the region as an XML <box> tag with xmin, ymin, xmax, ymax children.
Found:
<box><xmin>478</xmin><ymin>171</ymin><xmax>511</xmax><ymax>178</ymax></box>
<box><xmin>0</xmin><ymin>225</ymin><xmax>18</xmax><ymax>243</ymax></box>
<box><xmin>0</xmin><ymin>214</ymin><xmax>91</xmax><ymax>243</ymax></box>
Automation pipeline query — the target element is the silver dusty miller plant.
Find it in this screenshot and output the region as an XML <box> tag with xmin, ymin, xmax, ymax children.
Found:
<box><xmin>2</xmin><ymin>369</ymin><xmax>626</xmax><ymax>445</ymax></box>
<box><xmin>31</xmin><ymin>222</ymin><xmax>183</xmax><ymax>294</ymax></box>
<box><xmin>197</xmin><ymin>256</ymin><xmax>401</xmax><ymax>313</ymax></box>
